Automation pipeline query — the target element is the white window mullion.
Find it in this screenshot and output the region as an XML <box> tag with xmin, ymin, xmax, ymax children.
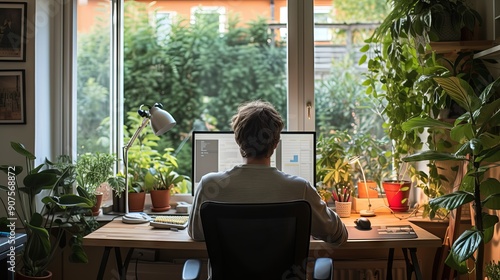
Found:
<box><xmin>111</xmin><ymin>0</ymin><xmax>124</xmax><ymax>166</ymax></box>
<box><xmin>287</xmin><ymin>0</ymin><xmax>315</xmax><ymax>131</ymax></box>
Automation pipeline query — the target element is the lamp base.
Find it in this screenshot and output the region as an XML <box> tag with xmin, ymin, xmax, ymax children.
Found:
<box><xmin>360</xmin><ymin>209</ymin><xmax>376</xmax><ymax>217</ymax></box>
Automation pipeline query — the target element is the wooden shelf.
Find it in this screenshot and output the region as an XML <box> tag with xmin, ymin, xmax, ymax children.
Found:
<box><xmin>429</xmin><ymin>40</ymin><xmax>495</xmax><ymax>54</ymax></box>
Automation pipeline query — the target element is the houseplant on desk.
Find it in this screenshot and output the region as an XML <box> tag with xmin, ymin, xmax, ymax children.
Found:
<box><xmin>0</xmin><ymin>142</ymin><xmax>96</xmax><ymax>279</ymax></box>
<box><xmin>316</xmin><ymin>134</ymin><xmax>353</xmax><ymax>217</ymax></box>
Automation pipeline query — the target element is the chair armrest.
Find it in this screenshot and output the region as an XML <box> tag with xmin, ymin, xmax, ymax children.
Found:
<box><xmin>313</xmin><ymin>258</ymin><xmax>333</xmax><ymax>280</ymax></box>
<box><xmin>182</xmin><ymin>259</ymin><xmax>202</xmax><ymax>280</ymax></box>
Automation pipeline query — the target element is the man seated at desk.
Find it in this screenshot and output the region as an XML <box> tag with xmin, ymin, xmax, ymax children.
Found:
<box><xmin>188</xmin><ymin>100</ymin><xmax>348</xmax><ymax>246</ymax></box>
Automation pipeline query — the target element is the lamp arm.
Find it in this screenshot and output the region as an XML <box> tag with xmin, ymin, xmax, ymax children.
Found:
<box><xmin>123</xmin><ymin>117</ymin><xmax>150</xmax><ymax>213</ymax></box>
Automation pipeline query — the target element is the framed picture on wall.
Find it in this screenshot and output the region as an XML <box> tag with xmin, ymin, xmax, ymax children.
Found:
<box><xmin>0</xmin><ymin>70</ymin><xmax>25</xmax><ymax>124</ymax></box>
<box><xmin>0</xmin><ymin>2</ymin><xmax>27</xmax><ymax>62</ymax></box>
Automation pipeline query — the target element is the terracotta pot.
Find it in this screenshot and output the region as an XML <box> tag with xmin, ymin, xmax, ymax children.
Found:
<box><xmin>128</xmin><ymin>192</ymin><xmax>146</xmax><ymax>212</ymax></box>
<box><xmin>357</xmin><ymin>180</ymin><xmax>379</xmax><ymax>198</ymax></box>
<box><xmin>91</xmin><ymin>193</ymin><xmax>103</xmax><ymax>216</ymax></box>
<box><xmin>382</xmin><ymin>180</ymin><xmax>411</xmax><ymax>212</ymax></box>
<box><xmin>16</xmin><ymin>270</ymin><xmax>52</xmax><ymax>280</ymax></box>
<box><xmin>150</xmin><ymin>189</ymin><xmax>171</xmax><ymax>212</ymax></box>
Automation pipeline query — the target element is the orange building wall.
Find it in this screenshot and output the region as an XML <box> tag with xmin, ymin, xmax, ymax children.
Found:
<box><xmin>77</xmin><ymin>0</ymin><xmax>334</xmax><ymax>33</ymax></box>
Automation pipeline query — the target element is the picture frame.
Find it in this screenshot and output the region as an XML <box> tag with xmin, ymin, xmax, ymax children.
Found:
<box><xmin>0</xmin><ymin>70</ymin><xmax>25</xmax><ymax>124</ymax></box>
<box><xmin>0</xmin><ymin>2</ymin><xmax>27</xmax><ymax>62</ymax></box>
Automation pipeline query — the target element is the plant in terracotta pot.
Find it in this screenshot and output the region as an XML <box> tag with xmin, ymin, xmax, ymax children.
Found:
<box><xmin>75</xmin><ymin>152</ymin><xmax>117</xmax><ymax>216</ymax></box>
<box><xmin>147</xmin><ymin>165</ymin><xmax>188</xmax><ymax>212</ymax></box>
<box><xmin>401</xmin><ymin>76</ymin><xmax>500</xmax><ymax>280</ymax></box>
<box><xmin>0</xmin><ymin>142</ymin><xmax>96</xmax><ymax>279</ymax></box>
<box><xmin>343</xmin><ymin>133</ymin><xmax>391</xmax><ymax>198</ymax></box>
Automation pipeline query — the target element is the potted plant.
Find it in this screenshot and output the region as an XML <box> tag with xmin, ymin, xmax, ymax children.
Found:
<box><xmin>316</xmin><ymin>134</ymin><xmax>354</xmax><ymax>217</ymax></box>
<box><xmin>75</xmin><ymin>152</ymin><xmax>116</xmax><ymax>216</ymax></box>
<box><xmin>0</xmin><ymin>142</ymin><xmax>96</xmax><ymax>279</ymax></box>
<box><xmin>402</xmin><ymin>76</ymin><xmax>500</xmax><ymax>280</ymax></box>
<box><xmin>147</xmin><ymin>165</ymin><xmax>188</xmax><ymax>212</ymax></box>
<box><xmin>370</xmin><ymin>0</ymin><xmax>481</xmax><ymax>46</ymax></box>
<box><xmin>359</xmin><ymin>0</ymin><xmax>477</xmax><ymax>212</ymax></box>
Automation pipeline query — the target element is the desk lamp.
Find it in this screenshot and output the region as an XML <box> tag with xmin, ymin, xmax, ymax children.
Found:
<box><xmin>123</xmin><ymin>103</ymin><xmax>176</xmax><ymax>214</ymax></box>
<box><xmin>350</xmin><ymin>157</ymin><xmax>376</xmax><ymax>217</ymax></box>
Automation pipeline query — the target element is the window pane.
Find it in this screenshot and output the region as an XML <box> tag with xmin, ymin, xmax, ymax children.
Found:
<box><xmin>122</xmin><ymin>1</ymin><xmax>288</xmax><ymax>186</ymax></box>
<box><xmin>313</xmin><ymin>0</ymin><xmax>391</xmax><ymax>194</ymax></box>
<box><xmin>76</xmin><ymin>0</ymin><xmax>111</xmax><ymax>154</ymax></box>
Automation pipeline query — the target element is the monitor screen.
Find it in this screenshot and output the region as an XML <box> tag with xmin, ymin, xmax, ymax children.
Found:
<box><xmin>191</xmin><ymin>131</ymin><xmax>316</xmax><ymax>195</ymax></box>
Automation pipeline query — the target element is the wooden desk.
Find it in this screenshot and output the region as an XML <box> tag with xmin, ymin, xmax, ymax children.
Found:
<box><xmin>84</xmin><ymin>214</ymin><xmax>441</xmax><ymax>280</ymax></box>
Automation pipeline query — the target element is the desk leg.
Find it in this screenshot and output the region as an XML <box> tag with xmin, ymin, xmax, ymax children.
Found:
<box><xmin>123</xmin><ymin>248</ymin><xmax>134</xmax><ymax>278</ymax></box>
<box><xmin>97</xmin><ymin>247</ymin><xmax>112</xmax><ymax>280</ymax></box>
<box><xmin>402</xmin><ymin>249</ymin><xmax>413</xmax><ymax>280</ymax></box>
<box><xmin>402</xmin><ymin>248</ymin><xmax>422</xmax><ymax>280</ymax></box>
<box><xmin>409</xmin><ymin>248</ymin><xmax>422</xmax><ymax>280</ymax></box>
<box><xmin>387</xmin><ymin>248</ymin><xmax>394</xmax><ymax>280</ymax></box>
<box><xmin>114</xmin><ymin>247</ymin><xmax>127</xmax><ymax>280</ymax></box>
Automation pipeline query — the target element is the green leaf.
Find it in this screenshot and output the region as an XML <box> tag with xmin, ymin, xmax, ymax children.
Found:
<box><xmin>434</xmin><ymin>77</ymin><xmax>481</xmax><ymax>113</ymax></box>
<box><xmin>23</xmin><ymin>173</ymin><xmax>58</xmax><ymax>195</ymax></box>
<box><xmin>403</xmin><ymin>150</ymin><xmax>463</xmax><ymax>162</ymax></box>
<box><xmin>401</xmin><ymin>117</ymin><xmax>453</xmax><ymax>131</ymax></box>
<box><xmin>11</xmin><ymin>142</ymin><xmax>36</xmax><ymax>160</ymax></box>
<box><xmin>359</xmin><ymin>44</ymin><xmax>369</xmax><ymax>53</ymax></box>
<box><xmin>481</xmin><ymin>178</ymin><xmax>500</xmax><ymax>210</ymax></box>
<box><xmin>429</xmin><ymin>191</ymin><xmax>474</xmax><ymax>211</ymax></box>
<box><xmin>482</xmin><ymin>213</ymin><xmax>499</xmax><ymax>243</ymax></box>
<box><xmin>57</xmin><ymin>194</ymin><xmax>94</xmax><ymax>208</ymax></box>
<box><xmin>0</xmin><ymin>165</ymin><xmax>23</xmax><ymax>175</ymax></box>
<box><xmin>450</xmin><ymin>229</ymin><xmax>483</xmax><ymax>263</ymax></box>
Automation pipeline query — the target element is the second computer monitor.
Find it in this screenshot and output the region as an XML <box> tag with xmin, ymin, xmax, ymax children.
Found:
<box><xmin>191</xmin><ymin>131</ymin><xmax>316</xmax><ymax>195</ymax></box>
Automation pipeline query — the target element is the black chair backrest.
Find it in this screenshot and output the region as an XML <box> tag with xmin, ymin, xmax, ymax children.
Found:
<box><xmin>200</xmin><ymin>200</ymin><xmax>312</xmax><ymax>280</ymax></box>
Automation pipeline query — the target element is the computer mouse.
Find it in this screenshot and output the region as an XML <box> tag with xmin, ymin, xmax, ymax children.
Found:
<box><xmin>355</xmin><ymin>218</ymin><xmax>371</xmax><ymax>230</ymax></box>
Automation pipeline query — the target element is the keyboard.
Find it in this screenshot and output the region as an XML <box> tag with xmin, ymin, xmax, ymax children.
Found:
<box><xmin>150</xmin><ymin>215</ymin><xmax>189</xmax><ymax>230</ymax></box>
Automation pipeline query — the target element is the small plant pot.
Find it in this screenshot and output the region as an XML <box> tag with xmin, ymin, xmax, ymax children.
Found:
<box><xmin>128</xmin><ymin>192</ymin><xmax>146</xmax><ymax>212</ymax></box>
<box><xmin>334</xmin><ymin>201</ymin><xmax>352</xmax><ymax>218</ymax></box>
<box><xmin>382</xmin><ymin>180</ymin><xmax>411</xmax><ymax>212</ymax></box>
<box><xmin>150</xmin><ymin>189</ymin><xmax>171</xmax><ymax>212</ymax></box>
<box><xmin>357</xmin><ymin>180</ymin><xmax>379</xmax><ymax>198</ymax></box>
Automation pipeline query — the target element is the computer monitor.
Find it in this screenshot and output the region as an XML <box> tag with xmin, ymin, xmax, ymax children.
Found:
<box><xmin>191</xmin><ymin>131</ymin><xmax>316</xmax><ymax>195</ymax></box>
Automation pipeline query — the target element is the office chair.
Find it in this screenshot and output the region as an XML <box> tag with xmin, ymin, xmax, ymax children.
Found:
<box><xmin>182</xmin><ymin>200</ymin><xmax>334</xmax><ymax>280</ymax></box>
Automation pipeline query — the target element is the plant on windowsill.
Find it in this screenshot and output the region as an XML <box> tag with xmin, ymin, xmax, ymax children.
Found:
<box><xmin>75</xmin><ymin>152</ymin><xmax>117</xmax><ymax>216</ymax></box>
<box><xmin>0</xmin><ymin>142</ymin><xmax>96</xmax><ymax>279</ymax></box>
<box><xmin>402</xmin><ymin>76</ymin><xmax>500</xmax><ymax>280</ymax></box>
<box><xmin>147</xmin><ymin>165</ymin><xmax>189</xmax><ymax>212</ymax></box>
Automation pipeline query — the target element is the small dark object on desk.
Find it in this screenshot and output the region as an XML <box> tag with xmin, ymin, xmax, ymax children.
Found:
<box><xmin>355</xmin><ymin>218</ymin><xmax>371</xmax><ymax>230</ymax></box>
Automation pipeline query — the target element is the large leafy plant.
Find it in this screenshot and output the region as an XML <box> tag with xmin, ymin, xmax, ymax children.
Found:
<box><xmin>402</xmin><ymin>76</ymin><xmax>500</xmax><ymax>279</ymax></box>
<box><xmin>0</xmin><ymin>142</ymin><xmax>95</xmax><ymax>277</ymax></box>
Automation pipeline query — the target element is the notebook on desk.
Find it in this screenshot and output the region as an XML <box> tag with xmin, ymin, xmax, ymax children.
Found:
<box><xmin>347</xmin><ymin>225</ymin><xmax>418</xmax><ymax>240</ymax></box>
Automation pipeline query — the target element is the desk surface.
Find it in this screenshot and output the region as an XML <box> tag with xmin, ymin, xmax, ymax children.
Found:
<box><xmin>84</xmin><ymin>214</ymin><xmax>441</xmax><ymax>251</ymax></box>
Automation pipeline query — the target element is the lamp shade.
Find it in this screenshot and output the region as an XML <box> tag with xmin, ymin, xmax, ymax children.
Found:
<box><xmin>149</xmin><ymin>106</ymin><xmax>176</xmax><ymax>135</ymax></box>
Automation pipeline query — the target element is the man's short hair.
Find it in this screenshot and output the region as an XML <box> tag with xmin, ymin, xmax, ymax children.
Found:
<box><xmin>231</xmin><ymin>100</ymin><xmax>284</xmax><ymax>158</ymax></box>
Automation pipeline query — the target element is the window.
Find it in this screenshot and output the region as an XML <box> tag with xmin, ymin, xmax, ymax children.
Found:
<box><xmin>74</xmin><ymin>1</ymin><xmax>317</xmax><ymax>194</ymax></box>
<box><xmin>155</xmin><ymin>11</ymin><xmax>176</xmax><ymax>42</ymax></box>
<box><xmin>190</xmin><ymin>6</ymin><xmax>226</xmax><ymax>33</ymax></box>
<box><xmin>313</xmin><ymin>6</ymin><xmax>333</xmax><ymax>42</ymax></box>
